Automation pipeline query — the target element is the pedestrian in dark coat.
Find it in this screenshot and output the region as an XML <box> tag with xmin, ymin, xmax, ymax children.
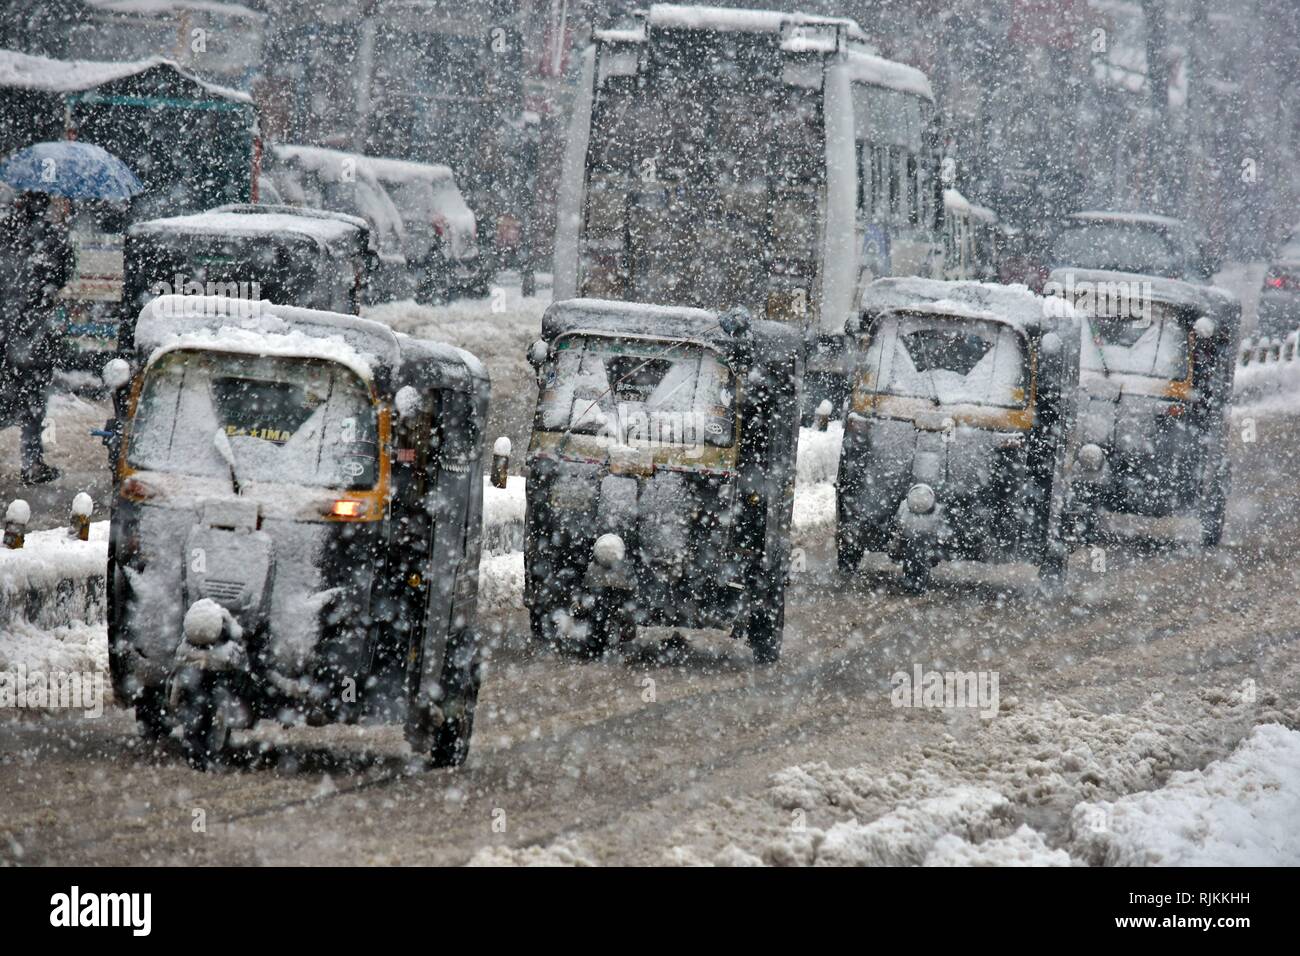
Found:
<box><xmin>0</xmin><ymin>191</ymin><xmax>72</xmax><ymax>484</ymax></box>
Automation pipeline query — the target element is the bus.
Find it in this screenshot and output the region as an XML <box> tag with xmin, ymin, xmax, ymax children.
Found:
<box><xmin>941</xmin><ymin>188</ymin><xmax>1000</xmax><ymax>281</ymax></box>
<box><xmin>553</xmin><ymin>4</ymin><xmax>942</xmax><ymax>414</ymax></box>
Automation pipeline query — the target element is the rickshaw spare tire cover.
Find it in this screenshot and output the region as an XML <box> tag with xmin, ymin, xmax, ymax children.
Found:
<box><xmin>184</xmin><ymin>599</ymin><xmax>228</xmax><ymax>646</ymax></box>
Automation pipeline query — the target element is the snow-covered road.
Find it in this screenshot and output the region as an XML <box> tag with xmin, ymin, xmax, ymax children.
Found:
<box><xmin>3</xmin><ymin>407</ymin><xmax>1299</xmax><ymax>865</ymax></box>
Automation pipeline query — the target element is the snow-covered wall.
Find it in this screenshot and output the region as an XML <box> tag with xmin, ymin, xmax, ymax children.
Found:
<box><xmin>0</xmin><ymin>522</ymin><xmax>107</xmax><ymax>633</ymax></box>
<box><xmin>1234</xmin><ymin>329</ymin><xmax>1300</xmax><ymax>408</ymax></box>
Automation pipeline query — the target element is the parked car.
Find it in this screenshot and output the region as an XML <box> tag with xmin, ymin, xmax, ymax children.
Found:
<box><xmin>837</xmin><ymin>278</ymin><xmax>1082</xmax><ymax>591</ymax></box>
<box><xmin>1258</xmin><ymin>224</ymin><xmax>1300</xmax><ymax>337</ymax></box>
<box><xmin>367</xmin><ymin>155</ymin><xmax>487</xmax><ymax>302</ymax></box>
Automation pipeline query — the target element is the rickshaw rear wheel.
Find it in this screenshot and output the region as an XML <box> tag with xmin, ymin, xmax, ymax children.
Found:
<box><xmin>836</xmin><ymin>529</ymin><xmax>864</xmax><ymax>573</ymax></box>
<box><xmin>1037</xmin><ymin>553</ymin><xmax>1068</xmax><ymax>594</ymax></box>
<box><xmin>900</xmin><ymin>552</ymin><xmax>931</xmax><ymax>593</ymax></box>
<box><xmin>1199</xmin><ymin>473</ymin><xmax>1229</xmax><ymax>547</ymax></box>
<box><xmin>430</xmin><ymin>716</ymin><xmax>473</xmax><ymax>768</ymax></box>
<box><xmin>135</xmin><ymin>685</ymin><xmax>172</xmax><ymax>742</ymax></box>
<box><xmin>743</xmin><ymin>572</ymin><xmax>786</xmax><ymax>665</ymax></box>
<box><xmin>171</xmin><ymin>672</ymin><xmax>232</xmax><ymax>771</ymax></box>
<box><xmin>1199</xmin><ymin>498</ymin><xmax>1226</xmax><ymax>547</ymax></box>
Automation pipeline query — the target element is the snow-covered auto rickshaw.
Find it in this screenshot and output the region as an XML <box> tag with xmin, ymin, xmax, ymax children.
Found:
<box><xmin>1045</xmin><ymin>268</ymin><xmax>1241</xmax><ymax>546</ymax></box>
<box><xmin>122</xmin><ymin>204</ymin><xmax>377</xmax><ymax>343</ymax></box>
<box><xmin>523</xmin><ymin>298</ymin><xmax>803</xmax><ymax>663</ymax></box>
<box><xmin>836</xmin><ymin>278</ymin><xmax>1082</xmax><ymax>591</ymax></box>
<box><xmin>105</xmin><ymin>295</ymin><xmax>491</xmax><ymax>769</ymax></box>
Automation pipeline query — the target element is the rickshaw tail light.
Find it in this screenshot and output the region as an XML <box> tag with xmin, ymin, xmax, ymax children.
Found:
<box><xmin>330</xmin><ymin>499</ymin><xmax>364</xmax><ymax>518</ymax></box>
<box><xmin>120</xmin><ymin>477</ymin><xmax>157</xmax><ymax>501</ymax></box>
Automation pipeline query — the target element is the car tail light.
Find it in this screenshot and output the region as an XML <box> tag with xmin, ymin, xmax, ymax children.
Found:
<box><xmin>1265</xmin><ymin>271</ymin><xmax>1298</xmax><ymax>290</ymax></box>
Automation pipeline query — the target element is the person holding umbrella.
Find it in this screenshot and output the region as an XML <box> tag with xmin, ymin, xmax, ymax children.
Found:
<box><xmin>0</xmin><ymin>189</ymin><xmax>72</xmax><ymax>483</ymax></box>
<box><xmin>0</xmin><ymin>141</ymin><xmax>142</xmax><ymax>484</ymax></box>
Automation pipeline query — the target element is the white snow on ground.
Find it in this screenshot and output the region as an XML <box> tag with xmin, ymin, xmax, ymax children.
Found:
<box><xmin>0</xmin><ymin>517</ymin><xmax>108</xmax><ymax>593</ymax></box>
<box><xmin>363</xmin><ymin>282</ymin><xmax>549</xmax><ymax>356</ymax></box>
<box><xmin>475</xmin><ymin>683</ymin><xmax>1300</xmax><ymax>866</ymax></box>
<box><xmin>1067</xmin><ymin>723</ymin><xmax>1300</xmax><ymax>866</ymax></box>
<box><xmin>0</xmin><ymin>621</ymin><xmax>107</xmax><ymax>681</ymax></box>
<box><xmin>925</xmin><ymin>825</ymin><xmax>1072</xmax><ymax>866</ymax></box>
<box><xmin>796</xmin><ymin>420</ymin><xmax>842</xmax><ymax>485</ymax></box>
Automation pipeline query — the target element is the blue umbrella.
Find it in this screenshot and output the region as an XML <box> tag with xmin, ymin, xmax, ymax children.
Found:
<box><xmin>0</xmin><ymin>141</ymin><xmax>143</xmax><ymax>201</ymax></box>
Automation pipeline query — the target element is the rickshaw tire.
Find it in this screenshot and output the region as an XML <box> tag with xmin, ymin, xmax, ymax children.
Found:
<box><xmin>745</xmin><ymin>575</ymin><xmax>786</xmax><ymax>665</ymax></box>
<box><xmin>1200</xmin><ymin>499</ymin><xmax>1226</xmax><ymax>547</ymax></box>
<box><xmin>416</xmin><ymin>261</ymin><xmax>452</xmax><ymax>305</ymax></box>
<box><xmin>1037</xmin><ymin>553</ymin><xmax>1068</xmax><ymax>594</ymax></box>
<box><xmin>527</xmin><ymin>604</ymin><xmax>554</xmax><ymax>645</ymax></box>
<box><xmin>174</xmin><ymin>674</ymin><xmax>231</xmax><ymax>771</ymax></box>
<box><xmin>900</xmin><ymin>553</ymin><xmax>931</xmax><ymax>593</ymax></box>
<box><xmin>135</xmin><ymin>685</ymin><xmax>172</xmax><ymax>742</ymax></box>
<box><xmin>430</xmin><ymin>717</ymin><xmax>473</xmax><ymax>768</ymax></box>
<box><xmin>836</xmin><ymin>534</ymin><xmax>864</xmax><ymax>573</ymax></box>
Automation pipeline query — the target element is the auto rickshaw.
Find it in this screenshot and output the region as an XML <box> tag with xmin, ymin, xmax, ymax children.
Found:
<box><xmin>836</xmin><ymin>278</ymin><xmax>1082</xmax><ymax>591</ymax></box>
<box><xmin>1045</xmin><ymin>268</ymin><xmax>1241</xmax><ymax>546</ymax></box>
<box><xmin>122</xmin><ymin>204</ymin><xmax>377</xmax><ymax>345</ymax></box>
<box><xmin>523</xmin><ymin>298</ymin><xmax>803</xmax><ymax>663</ymax></box>
<box><xmin>105</xmin><ymin>294</ymin><xmax>491</xmax><ymax>769</ymax></box>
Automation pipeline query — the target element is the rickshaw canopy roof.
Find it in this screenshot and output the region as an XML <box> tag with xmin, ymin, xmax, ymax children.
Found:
<box><xmin>133</xmin><ymin>295</ymin><xmax>485</xmax><ymax>397</ymax></box>
<box><xmin>542</xmin><ymin>297</ymin><xmax>804</xmax><ymax>373</ymax></box>
<box><xmin>129</xmin><ymin>204</ymin><xmax>373</xmax><ymax>256</ymax></box>
<box><xmin>861</xmin><ymin>277</ymin><xmax>1075</xmax><ymax>336</ymax></box>
<box><xmin>0</xmin><ymin>47</ymin><xmax>251</xmax><ymax>103</ymax></box>
<box><xmin>1047</xmin><ymin>268</ymin><xmax>1241</xmax><ymax>327</ymax></box>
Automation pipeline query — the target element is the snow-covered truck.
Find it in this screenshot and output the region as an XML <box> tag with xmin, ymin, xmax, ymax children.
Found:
<box><xmin>552</xmin><ymin>4</ymin><xmax>943</xmax><ymax>417</ymax></box>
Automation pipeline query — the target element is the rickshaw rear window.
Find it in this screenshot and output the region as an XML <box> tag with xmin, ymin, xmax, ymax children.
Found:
<box><xmin>538</xmin><ymin>335</ymin><xmax>736</xmax><ymax>447</ymax></box>
<box><xmin>1081</xmin><ymin>302</ymin><xmax>1189</xmax><ymax>381</ymax></box>
<box><xmin>858</xmin><ymin>314</ymin><xmax>1027</xmax><ymax>409</ymax></box>
<box><xmin>127</xmin><ymin>350</ymin><xmax>379</xmax><ymax>490</ymax></box>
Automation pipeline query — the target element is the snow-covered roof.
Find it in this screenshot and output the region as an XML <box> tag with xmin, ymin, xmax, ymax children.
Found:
<box><xmin>129</xmin><ymin>205</ymin><xmax>368</xmax><ymax>249</ymax></box>
<box><xmin>1046</xmin><ymin>268</ymin><xmax>1240</xmax><ymax>317</ymax></box>
<box><xmin>646</xmin><ymin>4</ymin><xmax>867</xmax><ymax>41</ymax></box>
<box><xmin>543</xmin><ymin>297</ymin><xmax>803</xmax><ymax>360</ymax></box>
<box><xmin>860</xmin><ymin>277</ymin><xmax>1072</xmax><ymax>333</ymax></box>
<box><xmin>1068</xmin><ymin>210</ymin><xmax>1184</xmax><ymax>231</ymax></box>
<box><xmin>89</xmin><ymin>0</ymin><xmax>265</xmax><ymax>21</ymax></box>
<box><xmin>365</xmin><ymin>155</ymin><xmax>455</xmax><ymax>187</ymax></box>
<box><xmin>135</xmin><ymin>295</ymin><xmax>488</xmax><ymax>395</ymax></box>
<box><xmin>943</xmin><ymin>189</ymin><xmax>970</xmax><ymax>214</ymax></box>
<box><xmin>845</xmin><ymin>49</ymin><xmax>933</xmax><ymax>101</ymax></box>
<box><xmin>0</xmin><ymin>47</ymin><xmax>251</xmax><ymax>103</ymax></box>
<box><xmin>135</xmin><ymin>295</ymin><xmax>401</xmax><ymax>382</ymax></box>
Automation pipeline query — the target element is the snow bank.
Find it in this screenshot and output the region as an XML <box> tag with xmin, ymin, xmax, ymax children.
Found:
<box><xmin>0</xmin><ymin>620</ymin><xmax>110</xmax><ymax>681</ymax></box>
<box><xmin>1233</xmin><ymin>329</ymin><xmax>1300</xmax><ymax>409</ymax></box>
<box><xmin>568</xmin><ymin>684</ymin><xmax>1298</xmax><ymax>867</ymax></box>
<box><xmin>1067</xmin><ymin>723</ymin><xmax>1300</xmax><ymax>866</ymax></box>
<box><xmin>0</xmin><ymin>521</ymin><xmax>108</xmax><ymax>633</ymax></box>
